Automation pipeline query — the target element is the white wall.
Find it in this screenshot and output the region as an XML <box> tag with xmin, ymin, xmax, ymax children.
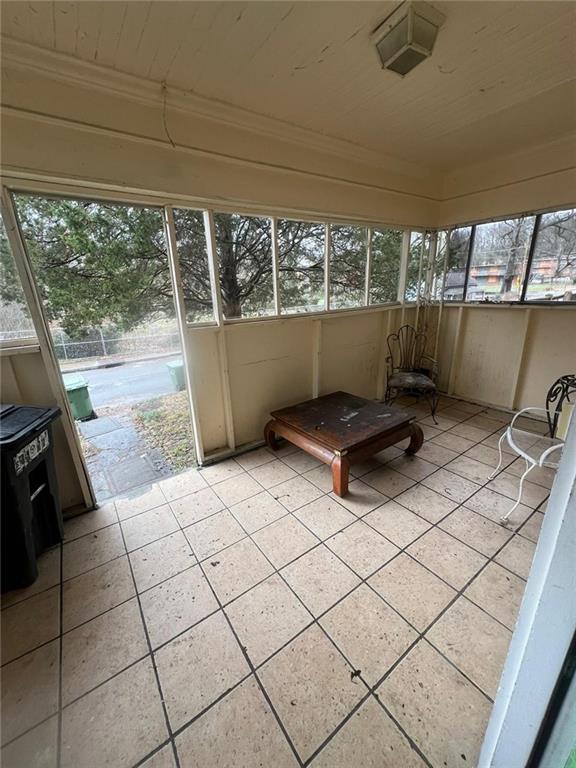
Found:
<box><xmin>439</xmin><ymin>133</ymin><xmax>576</xmax><ymax>226</ymax></box>
<box><xmin>187</xmin><ymin>307</ymin><xmax>420</xmax><ymax>456</ymax></box>
<box><xmin>2</xmin><ymin>41</ymin><xmax>575</xmax><ymax>471</ymax></box>
<box><xmin>1</xmin><ymin>48</ymin><xmax>439</xmax><ymax>229</ymax></box>
<box><xmin>0</xmin><ymin>345</ymin><xmax>85</xmax><ymax>510</ymax></box>
<box><xmin>436</xmin><ymin>305</ymin><xmax>576</xmax><ymax>411</ymax></box>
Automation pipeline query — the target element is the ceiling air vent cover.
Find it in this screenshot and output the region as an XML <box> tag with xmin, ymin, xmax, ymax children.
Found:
<box><xmin>372</xmin><ymin>2</ymin><xmax>445</xmax><ymax>76</ymax></box>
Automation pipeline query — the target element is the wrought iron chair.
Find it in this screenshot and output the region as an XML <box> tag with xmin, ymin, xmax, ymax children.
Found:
<box><xmin>384</xmin><ymin>324</ymin><xmax>439</xmax><ymax>423</ymax></box>
<box><xmin>491</xmin><ymin>374</ymin><xmax>576</xmax><ymax>527</ymax></box>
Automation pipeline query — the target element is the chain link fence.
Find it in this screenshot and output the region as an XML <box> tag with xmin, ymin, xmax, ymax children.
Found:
<box><xmin>52</xmin><ymin>324</ymin><xmax>181</xmax><ymax>362</ymax></box>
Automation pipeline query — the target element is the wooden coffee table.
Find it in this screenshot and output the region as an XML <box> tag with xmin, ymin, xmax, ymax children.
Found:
<box><xmin>264</xmin><ymin>391</ymin><xmax>424</xmax><ymax>497</ymax></box>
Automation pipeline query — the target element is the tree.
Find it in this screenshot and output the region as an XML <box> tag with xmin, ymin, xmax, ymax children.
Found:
<box><xmin>10</xmin><ymin>195</ymin><xmax>171</xmax><ymax>336</ymax></box>
<box><xmin>3</xmin><ymin>194</ymin><xmax>415</xmax><ymax>332</ymax></box>
<box><xmin>372</xmin><ymin>227</ymin><xmax>403</xmax><ymax>303</ymax></box>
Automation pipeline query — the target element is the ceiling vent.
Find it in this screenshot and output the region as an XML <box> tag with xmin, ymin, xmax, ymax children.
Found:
<box><xmin>372</xmin><ymin>2</ymin><xmax>445</xmax><ymax>77</ymax></box>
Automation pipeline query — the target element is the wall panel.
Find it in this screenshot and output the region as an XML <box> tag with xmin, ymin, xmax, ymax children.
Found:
<box><xmin>186</xmin><ymin>307</ymin><xmax>416</xmax><ymax>459</ymax></box>
<box><xmin>436</xmin><ymin>305</ymin><xmax>576</xmax><ymax>411</ymax></box>
<box><xmin>185</xmin><ymin>328</ymin><xmax>228</xmax><ymax>454</ymax></box>
<box><xmin>516</xmin><ymin>309</ymin><xmax>576</xmax><ymax>408</ymax></box>
<box><xmin>320</xmin><ymin>314</ymin><xmax>381</xmax><ymax>399</ymax></box>
<box><xmin>225</xmin><ymin>320</ymin><xmax>315</xmax><ymax>447</ymax></box>
<box><xmin>0</xmin><ymin>347</ymin><xmax>85</xmax><ymax>510</ymax></box>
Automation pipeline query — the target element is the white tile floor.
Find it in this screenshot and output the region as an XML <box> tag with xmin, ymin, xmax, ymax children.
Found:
<box><xmin>1</xmin><ymin>396</ymin><xmax>552</xmax><ymax>768</ymax></box>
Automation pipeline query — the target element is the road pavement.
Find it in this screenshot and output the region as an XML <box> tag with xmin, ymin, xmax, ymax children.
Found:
<box><xmin>71</xmin><ymin>354</ymin><xmax>182</xmax><ymax>408</ymax></box>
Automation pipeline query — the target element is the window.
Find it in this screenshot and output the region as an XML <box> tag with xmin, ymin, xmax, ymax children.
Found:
<box><xmin>172</xmin><ymin>208</ymin><xmax>214</xmax><ymax>323</ymax></box>
<box><xmin>13</xmin><ymin>193</ymin><xmax>176</xmax><ymax>362</ymax></box>
<box><xmin>431</xmin><ymin>230</ymin><xmax>448</xmax><ymax>300</ymax></box>
<box><xmin>0</xmin><ymin>215</ymin><xmax>37</xmax><ymax>342</ymax></box>
<box><xmin>370</xmin><ymin>227</ymin><xmax>403</xmax><ymax>304</ymax></box>
<box><xmin>213</xmin><ymin>213</ymin><xmax>274</xmax><ymax>319</ymax></box>
<box><xmin>404</xmin><ymin>231</ymin><xmax>429</xmax><ymax>302</ymax></box>
<box><xmin>467</xmin><ymin>216</ymin><xmax>535</xmax><ymax>302</ymax></box>
<box><xmin>525</xmin><ymin>209</ymin><xmax>576</xmax><ymax>302</ymax></box>
<box><xmin>330</xmin><ymin>225</ymin><xmax>368</xmax><ymax>309</ymax></box>
<box><xmin>277</xmin><ymin>220</ymin><xmax>324</xmax><ymax>314</ymax></box>
<box><xmin>443</xmin><ymin>227</ymin><xmax>473</xmax><ymax>302</ymax></box>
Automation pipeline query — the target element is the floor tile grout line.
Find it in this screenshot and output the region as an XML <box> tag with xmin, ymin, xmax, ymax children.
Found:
<box><xmin>131</xmin><ymin>738</ymin><xmax>174</xmax><ymax>768</ymax></box>
<box><xmin>60</xmin><ymin>562</ymin><xmax>203</xmax><ymax>639</ymax></box>
<box><xmin>62</xmin><ymin>406</ymin><xmax>524</xmax><ymax>555</ymax></box>
<box><xmin>240</xmin><ymin>511</ymin><xmax>443</xmax><ymax>766</ymax></box>
<box><xmin>233</xmin><ymin>445</ymin><xmax>529</xmax><ymax>690</ymax></box>
<box><xmin>59</xmin><ymin>650</ymin><xmax>152</xmax><ymax>712</ymax></box>
<box><xmin>166</xmin><ymin>669</ymin><xmax>253</xmax><ymax>740</ymax></box>
<box><xmin>1</xmin><ymin>426</ymin><xmax>540</xmax><ymax>675</ymax></box>
<box><xmin>0</xmin><ymin>432</ymin><xmax>530</xmax><ymax>615</ymax></box>
<box><xmin>2</xmin><ymin>399</ymin><xmax>540</xmax><ymax>756</ymax></box>
<box><xmin>1</xmin><ymin>443</ymin><xmax>535</xmax><ymax>671</ymax></box>
<box><xmin>1</xmin><ymin>711</ymin><xmax>62</xmax><ymax>753</ymax></box>
<box><xmin>171</xmin><ymin>468</ymin><xmax>309</xmax><ymax>763</ymax></box>
<box><xmin>115</xmin><ymin>520</ymin><xmax>183</xmax><ymax>768</ymax></box>
<box><xmin>372</xmin><ymin>693</ymin><xmax>437</xmax><ymax>768</ymax></box>
<box><xmin>218</xmin><ymin>485</ymin><xmax>450</xmax><ymax>768</ymax></box>
<box><xmin>56</xmin><ymin>540</ymin><xmax>64</xmax><ymax>768</ymax></box>
<box><xmin>58</xmin><ymin>487</ymin><xmax>528</xmax><ymax>664</ymax></box>
<box><xmin>200</xmin><ymin>490</ymin><xmax>390</xmax><ymax>765</ymax></box>
<box><xmin>365</xmin><ymin>514</ymin><xmax>529</xmax><ymax>697</ymax></box>
<box><xmin>169</xmin><ymin>512</ymin><xmax>306</xmax><ymax>768</ymax></box>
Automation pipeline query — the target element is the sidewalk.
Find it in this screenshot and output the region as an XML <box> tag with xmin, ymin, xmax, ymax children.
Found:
<box><xmin>60</xmin><ymin>349</ymin><xmax>180</xmax><ymax>374</ymax></box>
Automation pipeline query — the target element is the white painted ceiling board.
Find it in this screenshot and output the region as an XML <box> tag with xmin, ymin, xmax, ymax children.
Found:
<box><xmin>1</xmin><ymin>0</ymin><xmax>575</xmax><ymax>170</ymax></box>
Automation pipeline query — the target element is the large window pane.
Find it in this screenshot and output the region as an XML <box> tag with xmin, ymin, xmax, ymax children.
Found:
<box><xmin>467</xmin><ymin>216</ymin><xmax>535</xmax><ymax>302</ymax></box>
<box><xmin>526</xmin><ymin>209</ymin><xmax>576</xmax><ymax>302</ymax></box>
<box><xmin>370</xmin><ymin>227</ymin><xmax>402</xmax><ymax>304</ymax></box>
<box><xmin>172</xmin><ymin>208</ymin><xmax>214</xmax><ymax>324</ymax></box>
<box><xmin>13</xmin><ymin>194</ymin><xmax>175</xmax><ymax>357</ymax></box>
<box><xmin>277</xmin><ymin>220</ymin><xmax>324</xmax><ymax>314</ymax></box>
<box><xmin>0</xmin><ymin>216</ymin><xmax>37</xmax><ymax>342</ymax></box>
<box><xmin>443</xmin><ymin>227</ymin><xmax>472</xmax><ymax>301</ymax></box>
<box><xmin>214</xmin><ymin>213</ymin><xmax>273</xmax><ymax>319</ymax></box>
<box><xmin>431</xmin><ymin>230</ymin><xmax>448</xmax><ymax>300</ymax></box>
<box><xmin>404</xmin><ymin>231</ymin><xmax>428</xmax><ymax>302</ymax></box>
<box><xmin>330</xmin><ymin>225</ymin><xmax>367</xmax><ymax>309</ymax></box>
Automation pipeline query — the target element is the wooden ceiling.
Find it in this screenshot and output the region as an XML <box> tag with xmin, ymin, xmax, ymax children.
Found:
<box><xmin>2</xmin><ymin>1</ymin><xmax>575</xmax><ymax>170</ymax></box>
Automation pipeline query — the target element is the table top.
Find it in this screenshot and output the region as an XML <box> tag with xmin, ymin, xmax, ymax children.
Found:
<box><xmin>270</xmin><ymin>391</ymin><xmax>413</xmax><ymax>451</ymax></box>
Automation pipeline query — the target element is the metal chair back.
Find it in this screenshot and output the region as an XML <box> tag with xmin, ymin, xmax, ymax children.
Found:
<box><xmin>387</xmin><ymin>325</ymin><xmax>427</xmax><ymax>373</ymax></box>
<box><xmin>546</xmin><ymin>375</ymin><xmax>576</xmax><ymax>437</ymax></box>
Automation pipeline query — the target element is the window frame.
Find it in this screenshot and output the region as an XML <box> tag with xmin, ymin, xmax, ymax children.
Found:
<box><xmin>444</xmin><ymin>207</ymin><xmax>576</xmax><ymax>308</ymax></box>
<box><xmin>4</xmin><ymin>177</ymin><xmax>574</xmax><ymax>334</ymax></box>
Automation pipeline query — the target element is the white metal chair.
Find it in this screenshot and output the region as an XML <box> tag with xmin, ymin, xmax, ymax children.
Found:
<box><xmin>491</xmin><ymin>375</ymin><xmax>576</xmax><ymax>526</ymax></box>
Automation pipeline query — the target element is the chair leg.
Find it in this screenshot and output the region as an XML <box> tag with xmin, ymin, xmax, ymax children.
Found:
<box><xmin>489</xmin><ymin>432</ymin><xmax>507</xmax><ymax>480</ymax></box>
<box><xmin>429</xmin><ymin>391</ymin><xmax>439</xmax><ymax>425</ymax></box>
<box><xmin>501</xmin><ymin>460</ymin><xmax>535</xmax><ymax>527</ymax></box>
<box><xmin>385</xmin><ymin>387</ymin><xmax>398</xmax><ymax>405</ymax></box>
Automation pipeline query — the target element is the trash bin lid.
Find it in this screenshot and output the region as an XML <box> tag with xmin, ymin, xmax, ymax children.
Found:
<box><xmin>0</xmin><ymin>404</ymin><xmax>61</xmax><ymax>446</ymax></box>
<box><xmin>62</xmin><ymin>373</ymin><xmax>88</xmax><ymax>391</ymax></box>
<box><xmin>166</xmin><ymin>359</ymin><xmax>184</xmax><ymax>370</ymax></box>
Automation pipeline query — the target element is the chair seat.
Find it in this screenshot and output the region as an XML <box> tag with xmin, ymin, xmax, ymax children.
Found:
<box><xmin>507</xmin><ymin>427</ymin><xmax>563</xmax><ymax>468</ymax></box>
<box><xmin>389</xmin><ymin>371</ymin><xmax>436</xmax><ymax>392</ymax></box>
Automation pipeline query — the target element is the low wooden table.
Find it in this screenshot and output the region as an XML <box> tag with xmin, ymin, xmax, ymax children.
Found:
<box><xmin>264</xmin><ymin>391</ymin><xmax>424</xmax><ymax>497</ymax></box>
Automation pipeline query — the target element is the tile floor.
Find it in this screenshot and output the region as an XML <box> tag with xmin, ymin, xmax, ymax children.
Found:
<box><xmin>1</xmin><ymin>396</ymin><xmax>553</xmax><ymax>768</ymax></box>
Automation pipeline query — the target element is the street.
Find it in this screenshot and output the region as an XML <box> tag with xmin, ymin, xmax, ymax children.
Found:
<box><xmin>69</xmin><ymin>355</ymin><xmax>182</xmax><ymax>408</ymax></box>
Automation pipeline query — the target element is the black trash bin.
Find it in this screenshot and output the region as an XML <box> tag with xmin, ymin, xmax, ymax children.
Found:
<box><xmin>1</xmin><ymin>404</ymin><xmax>63</xmax><ymax>591</ymax></box>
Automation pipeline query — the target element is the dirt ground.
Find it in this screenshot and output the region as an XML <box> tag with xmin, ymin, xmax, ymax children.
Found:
<box><xmin>131</xmin><ymin>390</ymin><xmax>197</xmax><ymax>472</ymax></box>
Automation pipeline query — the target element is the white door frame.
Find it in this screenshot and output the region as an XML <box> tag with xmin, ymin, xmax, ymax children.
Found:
<box><xmin>479</xmin><ymin>415</ymin><xmax>576</xmax><ymax>767</ymax></box>
<box><xmin>1</xmin><ymin>186</ymin><xmax>96</xmax><ymax>511</ymax></box>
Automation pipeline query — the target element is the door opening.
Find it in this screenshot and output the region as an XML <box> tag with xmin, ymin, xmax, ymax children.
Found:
<box><xmin>11</xmin><ymin>192</ymin><xmax>198</xmax><ymax>504</ymax></box>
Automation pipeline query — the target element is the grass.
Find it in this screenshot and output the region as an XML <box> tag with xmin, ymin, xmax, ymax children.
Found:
<box><xmin>132</xmin><ymin>390</ymin><xmax>196</xmax><ymax>472</ymax></box>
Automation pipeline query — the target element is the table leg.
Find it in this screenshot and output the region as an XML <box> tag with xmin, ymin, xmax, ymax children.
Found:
<box><xmin>331</xmin><ymin>453</ymin><xmax>350</xmax><ymax>497</ymax></box>
<box><xmin>264</xmin><ymin>420</ymin><xmax>280</xmax><ymax>450</ymax></box>
<box><xmin>405</xmin><ymin>423</ymin><xmax>424</xmax><ymax>454</ymax></box>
